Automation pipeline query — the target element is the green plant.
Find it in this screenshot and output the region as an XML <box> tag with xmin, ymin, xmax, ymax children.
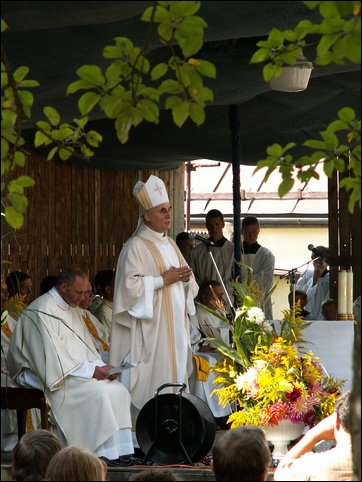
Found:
<box><xmin>1</xmin><ymin>1</ymin><xmax>216</xmax><ymax>228</ymax></box>
<box><xmin>200</xmin><ymin>266</ymin><xmax>345</xmax><ymax>428</ymax></box>
<box><xmin>251</xmin><ymin>1</ymin><xmax>361</xmax><ymax>213</ymax></box>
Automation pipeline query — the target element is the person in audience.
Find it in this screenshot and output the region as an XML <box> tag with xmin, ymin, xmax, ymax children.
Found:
<box><xmin>40</xmin><ymin>275</ymin><xmax>58</xmax><ymax>295</ymax></box>
<box><xmin>7</xmin><ymin>265</ymin><xmax>135</xmax><ymax>467</ymax></box>
<box><xmin>12</xmin><ymin>429</ymin><xmax>63</xmax><ymax>481</ymax></box>
<box><xmin>6</xmin><ymin>271</ymin><xmax>33</xmax><ymax>309</ymax></box>
<box><xmin>239</xmin><ymin>216</ymin><xmax>275</xmax><ymax>320</ymax></box>
<box><xmin>321</xmin><ymin>298</ymin><xmax>338</xmax><ymax>321</ymax></box>
<box><xmin>45</xmin><ymin>445</ymin><xmax>108</xmax><ymax>481</ymax></box>
<box><xmin>296</xmin><ymin>245</ymin><xmax>328</xmax><ymax>291</ymax></box>
<box><xmin>175</xmin><ymin>231</ymin><xmax>195</xmax><ymax>263</ymax></box>
<box><xmin>211</xmin><ymin>425</ymin><xmax>271</xmax><ymax>481</ymax></box>
<box><xmin>128</xmin><ymin>468</ymin><xmax>182</xmax><ymax>481</ymax></box>
<box><xmin>303</xmin><ymin>248</ymin><xmax>330</xmax><ymax>319</ymax></box>
<box><xmin>1</xmin><ymin>278</ymin><xmax>40</xmax><ymax>452</ymax></box>
<box><xmin>189</xmin><ymin>209</ymin><xmax>235</xmax><ymax>303</ymax></box>
<box><xmin>274</xmin><ymin>390</ymin><xmax>353</xmax><ymax>481</ymax></box>
<box><xmin>287</xmin><ymin>290</ymin><xmax>314</xmax><ymax>320</ymax></box>
<box><xmin>79</xmin><ymin>281</ymin><xmax>109</xmax><ymax>363</ymax></box>
<box><xmin>93</xmin><ymin>269</ymin><xmax>115</xmax><ymax>341</ymax></box>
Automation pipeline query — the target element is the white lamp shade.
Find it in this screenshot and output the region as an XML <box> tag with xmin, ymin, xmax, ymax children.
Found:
<box><xmin>269</xmin><ymin>60</ymin><xmax>314</xmax><ymax>92</ymax></box>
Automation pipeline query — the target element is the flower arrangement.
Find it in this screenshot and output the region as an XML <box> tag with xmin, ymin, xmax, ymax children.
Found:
<box><xmin>199</xmin><ymin>264</ymin><xmax>346</xmax><ymax>430</ymax></box>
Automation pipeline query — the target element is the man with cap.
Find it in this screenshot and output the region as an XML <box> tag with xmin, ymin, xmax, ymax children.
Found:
<box><xmin>296</xmin><ymin>245</ymin><xmax>330</xmax><ymax>319</ymax></box>
<box><xmin>110</xmin><ymin>175</ymin><xmax>199</xmax><ymax>445</ymax></box>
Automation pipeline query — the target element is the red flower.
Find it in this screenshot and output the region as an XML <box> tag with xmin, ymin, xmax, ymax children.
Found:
<box><xmin>286</xmin><ymin>386</ymin><xmax>302</xmax><ymax>402</ymax></box>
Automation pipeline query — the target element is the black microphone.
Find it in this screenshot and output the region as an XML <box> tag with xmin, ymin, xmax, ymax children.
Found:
<box><xmin>188</xmin><ymin>232</ymin><xmax>220</xmax><ymax>247</ymax></box>
<box><xmin>308</xmin><ymin>244</ymin><xmax>325</xmax><ymax>260</ymax></box>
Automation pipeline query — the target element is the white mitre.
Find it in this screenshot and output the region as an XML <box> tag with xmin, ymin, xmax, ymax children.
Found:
<box><xmin>133</xmin><ymin>175</ymin><xmax>170</xmax><ymax>232</ymax></box>
<box><xmin>133</xmin><ymin>175</ymin><xmax>169</xmax><ymax>210</ymax></box>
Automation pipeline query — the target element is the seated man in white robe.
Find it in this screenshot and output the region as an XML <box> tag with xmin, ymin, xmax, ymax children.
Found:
<box><xmin>188</xmin><ymin>313</ymin><xmax>233</xmax><ymax>429</ymax></box>
<box><xmin>7</xmin><ymin>265</ymin><xmax>135</xmax><ymax>467</ymax></box>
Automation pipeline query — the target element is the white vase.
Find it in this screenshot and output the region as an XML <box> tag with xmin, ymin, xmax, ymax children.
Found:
<box><xmin>264</xmin><ymin>419</ymin><xmax>305</xmax><ymax>460</ymax></box>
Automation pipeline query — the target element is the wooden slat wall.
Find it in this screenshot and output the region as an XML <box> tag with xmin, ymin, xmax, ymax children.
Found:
<box><xmin>1</xmin><ymin>150</ymin><xmax>186</xmax><ymax>299</ymax></box>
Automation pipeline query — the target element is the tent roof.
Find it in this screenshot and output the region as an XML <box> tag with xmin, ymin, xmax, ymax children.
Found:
<box><xmin>2</xmin><ymin>1</ymin><xmax>360</xmax><ymax>171</ymax></box>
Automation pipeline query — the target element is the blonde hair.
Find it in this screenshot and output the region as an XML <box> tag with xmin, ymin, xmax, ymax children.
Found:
<box><xmin>45</xmin><ymin>445</ymin><xmax>107</xmax><ymax>481</ymax></box>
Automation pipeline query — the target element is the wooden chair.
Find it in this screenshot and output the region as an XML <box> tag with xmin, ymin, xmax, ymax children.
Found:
<box><xmin>1</xmin><ymin>387</ymin><xmax>49</xmax><ymax>440</ymax></box>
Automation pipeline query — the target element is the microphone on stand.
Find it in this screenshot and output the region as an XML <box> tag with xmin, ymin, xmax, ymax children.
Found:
<box><xmin>188</xmin><ymin>232</ymin><xmax>220</xmax><ymax>247</ymax></box>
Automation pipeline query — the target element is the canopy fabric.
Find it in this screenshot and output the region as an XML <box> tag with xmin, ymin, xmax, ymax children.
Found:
<box><xmin>2</xmin><ymin>1</ymin><xmax>360</xmax><ymax>171</ymax></box>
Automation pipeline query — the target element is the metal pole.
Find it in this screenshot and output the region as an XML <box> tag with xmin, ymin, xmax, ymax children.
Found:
<box><xmin>229</xmin><ymin>105</ymin><xmax>241</xmax><ymax>286</ymax></box>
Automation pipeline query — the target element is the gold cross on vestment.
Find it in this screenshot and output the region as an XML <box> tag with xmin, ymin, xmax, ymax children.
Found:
<box><xmin>154</xmin><ymin>183</ymin><xmax>163</xmax><ymax>196</ymax></box>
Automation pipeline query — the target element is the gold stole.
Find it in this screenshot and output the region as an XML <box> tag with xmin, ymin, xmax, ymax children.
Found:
<box><xmin>82</xmin><ymin>312</ymin><xmax>109</xmax><ymax>351</ymax></box>
<box><xmin>136</xmin><ymin>235</ymin><xmax>183</xmax><ymax>383</ymax></box>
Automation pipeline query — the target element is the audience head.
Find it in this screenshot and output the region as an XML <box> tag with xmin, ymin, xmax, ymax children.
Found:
<box><xmin>94</xmin><ymin>269</ymin><xmax>115</xmax><ymax>301</ymax></box>
<box><xmin>198</xmin><ymin>280</ymin><xmax>225</xmax><ymax>309</ymax></box>
<box><xmin>40</xmin><ymin>275</ymin><xmax>58</xmax><ymax>295</ymax></box>
<box><xmin>12</xmin><ymin>429</ymin><xmax>63</xmax><ymax>481</ymax></box>
<box><xmin>288</xmin><ymin>290</ymin><xmax>308</xmax><ymax>309</ymax></box>
<box><xmin>56</xmin><ymin>265</ymin><xmax>89</xmax><ymax>307</ymax></box>
<box><xmin>176</xmin><ymin>231</ymin><xmax>195</xmax><ymax>260</ymax></box>
<box><xmin>128</xmin><ymin>468</ymin><xmax>182</xmax><ymax>481</ymax></box>
<box><xmin>335</xmin><ymin>390</ymin><xmax>351</xmax><ymax>435</ymax></box>
<box><xmin>45</xmin><ymin>445</ymin><xmax>107</xmax><ymax>481</ymax></box>
<box><xmin>241</xmin><ymin>216</ymin><xmax>260</xmax><ymax>246</ymax></box>
<box><xmin>6</xmin><ymin>271</ymin><xmax>32</xmax><ymax>306</ymax></box>
<box><xmin>211</xmin><ymin>426</ymin><xmax>271</xmax><ymax>481</ymax></box>
<box><xmin>205</xmin><ymin>209</ymin><xmax>225</xmax><ymax>242</ymax></box>
<box><xmin>321</xmin><ymin>298</ymin><xmax>338</xmax><ymax>320</ymax></box>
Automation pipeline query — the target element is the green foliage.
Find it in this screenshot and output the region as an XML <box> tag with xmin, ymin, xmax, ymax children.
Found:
<box><xmin>251</xmin><ymin>1</ymin><xmax>361</xmax><ymax>213</ymax></box>
<box><xmin>253</xmin><ymin>107</ymin><xmax>361</xmax><ymax>212</ymax></box>
<box><xmin>1</xmin><ymin>2</ymin><xmax>216</xmax><ymax>228</ymax></box>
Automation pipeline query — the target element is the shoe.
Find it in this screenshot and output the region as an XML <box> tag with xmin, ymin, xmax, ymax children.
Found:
<box><xmin>99</xmin><ymin>456</ymin><xmax>133</xmax><ymax>467</ymax></box>
<box><xmin>131</xmin><ymin>457</ymin><xmax>160</xmax><ymax>466</ymax></box>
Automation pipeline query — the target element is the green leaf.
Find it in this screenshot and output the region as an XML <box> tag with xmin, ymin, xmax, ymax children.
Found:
<box><xmin>278</xmin><ymin>177</ymin><xmax>294</xmax><ymax>197</ymax></box>
<box><xmin>151</xmin><ymin>63</ymin><xmax>169</xmax><ymax>81</ymax></box>
<box><xmin>250</xmin><ymin>48</ymin><xmax>272</xmax><ymax>64</ymax></box>
<box><xmin>170</xmin><ymin>1</ymin><xmax>200</xmax><ymax>18</ymax></box>
<box><xmin>17</xmin><ymin>90</ymin><xmax>34</xmax><ymax>117</ymax></box>
<box><xmin>18</xmin><ymin>80</ymin><xmax>40</xmax><ymax>88</ymax></box>
<box><xmin>12</xmin><ymin>175</ymin><xmax>35</xmax><ymax>187</ymax></box>
<box><xmin>75</xmin><ymin>65</ymin><xmax>105</xmax><ymax>86</ymax></box>
<box><xmin>7</xmin><ymin>191</ymin><xmax>28</xmax><ymax>211</ymax></box>
<box><xmin>189</xmin><ymin>103</ymin><xmax>205</xmax><ymax>125</ymax></box>
<box><xmin>13</xmin><ymin>66</ymin><xmax>30</xmax><ymax>83</ymax></box>
<box><xmin>47</xmin><ymin>146</ymin><xmax>59</xmax><ymax>160</ymax></box>
<box><xmin>43</xmin><ymin>106</ymin><xmax>60</xmax><ymax>126</ymax></box>
<box><xmin>67</xmin><ymin>79</ymin><xmax>95</xmax><ymax>95</ymax></box>
<box><xmin>35</xmin><ymin>130</ymin><xmax>50</xmax><ymax>147</ymax></box>
<box><xmin>141</xmin><ymin>5</ymin><xmax>170</xmax><ymax>23</ymax></box>
<box><xmin>194</xmin><ymin>59</ymin><xmax>216</xmax><ymax>78</ymax></box>
<box><xmin>78</xmin><ymin>92</ymin><xmax>100</xmax><ymax>115</ymax></box>
<box><xmin>338</xmin><ymin>107</ymin><xmax>355</xmax><ymax>122</ymax></box>
<box><xmin>171</xmin><ymin>101</ymin><xmax>190</xmax><ymax>127</ymax></box>
<box><xmin>58</xmin><ymin>148</ymin><xmax>73</xmax><ymax>161</ymax></box>
<box><xmin>138</xmin><ymin>99</ymin><xmax>159</xmax><ymax>123</ymax></box>
<box><xmin>165</xmin><ymin>95</ymin><xmax>182</xmax><ymax>109</ymax></box>
<box><xmin>5</xmin><ymin>206</ymin><xmax>24</xmax><ymax>229</ymax></box>
<box><xmin>13</xmin><ymin>151</ymin><xmax>26</xmax><ymax>168</ymax></box>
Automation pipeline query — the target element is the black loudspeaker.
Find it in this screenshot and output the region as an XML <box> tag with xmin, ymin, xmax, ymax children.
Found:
<box><xmin>136</xmin><ymin>383</ymin><xmax>216</xmax><ymax>465</ymax></box>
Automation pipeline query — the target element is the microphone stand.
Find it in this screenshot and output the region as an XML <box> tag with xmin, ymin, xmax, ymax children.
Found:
<box><xmin>205</xmin><ymin>244</ymin><xmax>236</xmax><ymax>322</ymax></box>
<box><xmin>279</xmin><ymin>259</ymin><xmax>313</xmax><ymax>317</ymax></box>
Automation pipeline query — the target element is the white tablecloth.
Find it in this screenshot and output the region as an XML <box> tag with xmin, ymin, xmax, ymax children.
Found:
<box><xmin>274</xmin><ymin>320</ymin><xmax>355</xmax><ymax>391</ymax></box>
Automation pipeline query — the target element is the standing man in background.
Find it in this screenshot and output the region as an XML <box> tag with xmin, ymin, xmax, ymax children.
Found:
<box><xmin>189</xmin><ymin>209</ymin><xmax>235</xmax><ymax>304</ymax></box>
<box><xmin>110</xmin><ymin>175</ymin><xmax>199</xmax><ymax>446</ymax></box>
<box><xmin>240</xmin><ymin>216</ymin><xmax>275</xmax><ymax>320</ymax></box>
